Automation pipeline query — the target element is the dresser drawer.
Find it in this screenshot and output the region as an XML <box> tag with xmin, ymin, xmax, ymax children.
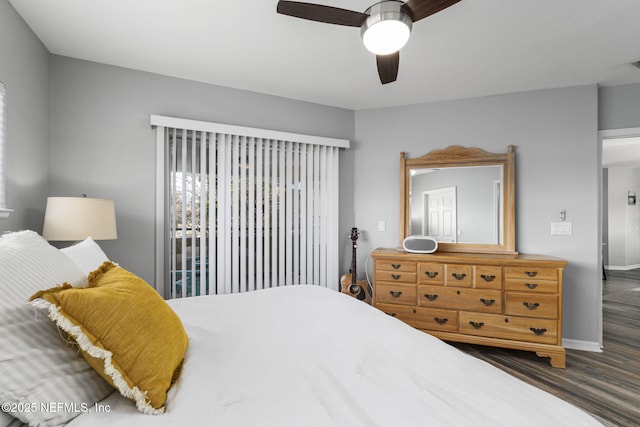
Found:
<box><xmin>505</xmin><ymin>267</ymin><xmax>557</xmax><ymax>281</ymax></box>
<box><xmin>445</xmin><ymin>264</ymin><xmax>473</xmax><ymax>287</ymax></box>
<box><xmin>473</xmin><ymin>266</ymin><xmax>503</xmax><ymax>289</ymax></box>
<box><xmin>376</xmin><ymin>270</ymin><xmax>417</xmax><ymax>283</ymax></box>
<box><xmin>418</xmin><ymin>262</ymin><xmax>444</xmax><ymax>285</ymax></box>
<box><xmin>505</xmin><ymin>278</ymin><xmax>558</xmax><ymax>294</ymax></box>
<box><xmin>506</xmin><ymin>293</ymin><xmax>558</xmax><ymax>319</ymax></box>
<box><xmin>418</xmin><ymin>286</ymin><xmax>503</xmax><ymax>313</ymax></box>
<box><xmin>376</xmin><ymin>260</ymin><xmax>416</xmax><ymax>272</ymax></box>
<box><xmin>375</xmin><ymin>283</ymin><xmax>416</xmax><ymax>305</ymax></box>
<box><xmin>460</xmin><ymin>312</ymin><xmax>558</xmax><ymax>344</ymax></box>
<box><xmin>377</xmin><ymin>303</ymin><xmax>458</xmax><ymax>333</ymax></box>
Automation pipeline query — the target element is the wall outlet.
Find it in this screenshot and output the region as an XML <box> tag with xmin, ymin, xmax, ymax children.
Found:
<box><xmin>551</xmin><ymin>222</ymin><xmax>572</xmax><ymax>236</ymax></box>
<box><xmin>378</xmin><ymin>220</ymin><xmax>386</xmax><ymax>232</ymax></box>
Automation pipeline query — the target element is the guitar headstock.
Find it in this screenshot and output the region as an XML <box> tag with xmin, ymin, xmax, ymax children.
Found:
<box><xmin>350</xmin><ymin>227</ymin><xmax>359</xmax><ymax>242</ymax></box>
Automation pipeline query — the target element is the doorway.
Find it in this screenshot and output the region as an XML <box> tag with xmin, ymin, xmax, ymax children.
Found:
<box><xmin>600</xmin><ymin>126</ymin><xmax>640</xmax><ymax>346</ymax></box>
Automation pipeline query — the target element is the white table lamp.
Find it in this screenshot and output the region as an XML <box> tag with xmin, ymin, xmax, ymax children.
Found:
<box><xmin>42</xmin><ymin>197</ymin><xmax>117</xmax><ymax>241</ymax></box>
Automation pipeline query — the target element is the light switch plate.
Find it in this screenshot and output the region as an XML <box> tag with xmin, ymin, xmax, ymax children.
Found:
<box><xmin>551</xmin><ymin>222</ymin><xmax>572</xmax><ymax>236</ymax></box>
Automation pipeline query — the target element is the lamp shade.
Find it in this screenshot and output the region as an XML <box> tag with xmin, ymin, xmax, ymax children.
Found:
<box><xmin>42</xmin><ymin>197</ymin><xmax>117</xmax><ymax>241</ymax></box>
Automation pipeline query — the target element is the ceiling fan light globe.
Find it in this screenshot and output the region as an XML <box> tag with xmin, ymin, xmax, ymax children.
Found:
<box><xmin>361</xmin><ymin>0</ymin><xmax>412</xmax><ymax>55</ymax></box>
<box><xmin>362</xmin><ymin>20</ymin><xmax>411</xmax><ymax>55</ymax></box>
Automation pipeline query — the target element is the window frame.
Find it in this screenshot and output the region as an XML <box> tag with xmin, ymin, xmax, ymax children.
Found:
<box><xmin>0</xmin><ymin>81</ymin><xmax>12</xmax><ymax>218</ymax></box>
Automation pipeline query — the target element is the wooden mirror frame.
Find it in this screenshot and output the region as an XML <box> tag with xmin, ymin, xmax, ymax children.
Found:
<box><xmin>400</xmin><ymin>145</ymin><xmax>516</xmax><ymax>255</ymax></box>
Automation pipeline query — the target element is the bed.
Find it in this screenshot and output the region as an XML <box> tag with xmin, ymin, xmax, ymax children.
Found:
<box><xmin>1</xmin><ymin>231</ymin><xmax>603</xmax><ymax>426</ymax></box>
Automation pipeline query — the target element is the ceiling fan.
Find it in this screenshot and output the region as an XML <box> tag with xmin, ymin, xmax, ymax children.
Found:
<box><xmin>277</xmin><ymin>0</ymin><xmax>462</xmax><ymax>84</ymax></box>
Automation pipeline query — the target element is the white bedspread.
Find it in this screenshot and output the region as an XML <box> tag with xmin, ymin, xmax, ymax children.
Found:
<box><xmin>68</xmin><ymin>285</ymin><xmax>602</xmax><ymax>426</ymax></box>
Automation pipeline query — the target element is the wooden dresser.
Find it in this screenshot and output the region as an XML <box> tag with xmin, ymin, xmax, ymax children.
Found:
<box><xmin>371</xmin><ymin>248</ymin><xmax>568</xmax><ymax>367</ymax></box>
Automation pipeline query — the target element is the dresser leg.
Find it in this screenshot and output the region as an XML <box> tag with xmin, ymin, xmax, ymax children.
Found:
<box><xmin>536</xmin><ymin>350</ymin><xmax>566</xmax><ymax>368</ymax></box>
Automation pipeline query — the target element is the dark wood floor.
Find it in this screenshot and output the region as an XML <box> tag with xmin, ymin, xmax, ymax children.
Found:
<box><xmin>451</xmin><ymin>273</ymin><xmax>640</xmax><ymax>427</ymax></box>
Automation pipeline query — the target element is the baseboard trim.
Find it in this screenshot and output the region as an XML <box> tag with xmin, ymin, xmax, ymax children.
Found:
<box><xmin>563</xmin><ymin>338</ymin><xmax>602</xmax><ymax>352</ymax></box>
<box><xmin>605</xmin><ymin>263</ymin><xmax>640</xmax><ymax>271</ymax></box>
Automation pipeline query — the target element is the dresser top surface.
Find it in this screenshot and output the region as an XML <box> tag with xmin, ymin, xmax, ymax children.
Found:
<box><xmin>372</xmin><ymin>247</ymin><xmax>567</xmax><ymax>267</ymax></box>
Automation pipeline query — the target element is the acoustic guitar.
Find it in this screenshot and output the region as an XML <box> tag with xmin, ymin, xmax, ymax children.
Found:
<box><xmin>340</xmin><ymin>227</ymin><xmax>371</xmax><ymax>304</ymax></box>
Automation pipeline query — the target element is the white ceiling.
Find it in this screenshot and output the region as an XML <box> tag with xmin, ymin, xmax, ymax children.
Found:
<box><xmin>8</xmin><ymin>0</ymin><xmax>640</xmax><ymax>110</ymax></box>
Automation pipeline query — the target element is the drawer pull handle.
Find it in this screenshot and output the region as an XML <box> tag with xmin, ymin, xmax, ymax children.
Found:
<box><xmin>391</xmin><ymin>264</ymin><xmax>401</xmax><ymax>269</ymax></box>
<box><xmin>480</xmin><ymin>274</ymin><xmax>496</xmax><ymax>282</ymax></box>
<box><xmin>386</xmin><ymin>312</ymin><xmax>397</xmax><ymax>317</ymax></box>
<box><xmin>389</xmin><ymin>291</ymin><xmax>402</xmax><ymax>298</ymax></box>
<box><xmin>424</xmin><ymin>294</ymin><xmax>439</xmax><ymax>301</ymax></box>
<box><xmin>480</xmin><ymin>298</ymin><xmax>496</xmax><ymax>306</ymax></box>
<box><xmin>524</xmin><ymin>271</ymin><xmax>538</xmax><ymax>277</ymax></box>
<box><xmin>434</xmin><ymin>317</ymin><xmax>448</xmax><ymax>325</ymax></box>
<box><xmin>424</xmin><ymin>271</ymin><xmax>439</xmax><ymax>279</ymax></box>
<box><xmin>522</xmin><ymin>302</ymin><xmax>540</xmax><ymax>310</ymax></box>
<box><xmin>530</xmin><ymin>327</ymin><xmax>547</xmax><ymax>336</ymax></box>
<box><xmin>469</xmin><ymin>321</ymin><xmax>484</xmax><ymax>329</ymax></box>
<box><xmin>391</xmin><ymin>274</ymin><xmax>401</xmax><ymax>280</ymax></box>
<box><xmin>525</xmin><ymin>283</ymin><xmax>538</xmax><ymax>289</ymax></box>
<box><xmin>451</xmin><ymin>273</ymin><xmax>467</xmax><ymax>280</ymax></box>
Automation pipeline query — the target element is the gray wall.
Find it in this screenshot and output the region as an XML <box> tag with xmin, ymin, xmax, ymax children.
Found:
<box><xmin>599</xmin><ymin>83</ymin><xmax>640</xmax><ymax>130</ymax></box>
<box><xmin>49</xmin><ymin>56</ymin><xmax>355</xmax><ymax>284</ymax></box>
<box><xmin>0</xmin><ymin>0</ymin><xmax>50</xmax><ymax>232</ymax></box>
<box><xmin>354</xmin><ymin>86</ymin><xmax>601</xmax><ymax>346</ymax></box>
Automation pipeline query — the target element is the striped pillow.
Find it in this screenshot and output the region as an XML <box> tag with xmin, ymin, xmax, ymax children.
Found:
<box><xmin>0</xmin><ymin>231</ymin><xmax>113</xmax><ymax>426</ymax></box>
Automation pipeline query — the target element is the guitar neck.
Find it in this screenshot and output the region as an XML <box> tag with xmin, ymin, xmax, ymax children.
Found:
<box><xmin>351</xmin><ymin>241</ymin><xmax>357</xmax><ymax>284</ymax></box>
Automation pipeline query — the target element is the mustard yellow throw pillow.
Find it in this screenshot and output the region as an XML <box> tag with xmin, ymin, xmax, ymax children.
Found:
<box><xmin>29</xmin><ymin>262</ymin><xmax>188</xmax><ymax>414</ymax></box>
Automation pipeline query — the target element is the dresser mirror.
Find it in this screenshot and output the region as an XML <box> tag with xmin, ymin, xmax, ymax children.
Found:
<box><xmin>400</xmin><ymin>145</ymin><xmax>516</xmax><ymax>255</ymax></box>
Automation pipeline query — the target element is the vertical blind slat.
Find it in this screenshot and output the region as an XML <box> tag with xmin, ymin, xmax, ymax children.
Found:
<box><xmin>319</xmin><ymin>146</ymin><xmax>327</xmax><ymax>287</ymax></box>
<box><xmin>231</xmin><ymin>135</ymin><xmax>239</xmax><ymax>293</ymax></box>
<box><xmin>199</xmin><ymin>131</ymin><xmax>208</xmax><ymax>296</ymax></box>
<box><xmin>208</xmin><ymin>132</ymin><xmax>216</xmax><ymax>295</ymax></box>
<box><xmin>170</xmin><ymin>129</ymin><xmax>178</xmax><ymax>298</ymax></box>
<box><xmin>218</xmin><ymin>134</ymin><xmax>230</xmax><ymax>295</ymax></box>
<box><xmin>285</xmin><ymin>141</ymin><xmax>293</xmax><ymax>285</ymax></box>
<box><xmin>256</xmin><ymin>138</ymin><xmax>264</xmax><ymax>290</ymax></box>
<box><xmin>293</xmin><ymin>142</ymin><xmax>300</xmax><ymax>285</ymax></box>
<box><xmin>313</xmin><ymin>145</ymin><xmax>320</xmax><ymax>286</ymax></box>
<box><xmin>239</xmin><ymin>136</ymin><xmax>247</xmax><ymax>293</ymax></box>
<box><xmin>271</xmin><ymin>140</ymin><xmax>279</xmax><ymax>287</ymax></box>
<box><xmin>328</xmin><ymin>147</ymin><xmax>338</xmax><ymax>287</ymax></box>
<box><xmin>180</xmin><ymin>129</ymin><xmax>188</xmax><ymax>298</ymax></box>
<box><xmin>306</xmin><ymin>144</ymin><xmax>314</xmax><ymax>284</ymax></box>
<box><xmin>190</xmin><ymin>130</ymin><xmax>198</xmax><ymax>295</ymax></box>
<box><xmin>300</xmin><ymin>144</ymin><xmax>308</xmax><ymax>285</ymax></box>
<box><xmin>248</xmin><ymin>137</ymin><xmax>256</xmax><ymax>292</ymax></box>
<box><xmin>263</xmin><ymin>139</ymin><xmax>270</xmax><ymax>290</ymax></box>
<box><xmin>278</xmin><ymin>140</ymin><xmax>286</xmax><ymax>286</ymax></box>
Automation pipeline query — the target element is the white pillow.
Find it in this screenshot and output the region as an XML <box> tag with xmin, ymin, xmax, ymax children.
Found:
<box><xmin>60</xmin><ymin>236</ymin><xmax>110</xmax><ymax>276</ymax></box>
<box><xmin>0</xmin><ymin>231</ymin><xmax>113</xmax><ymax>426</ymax></box>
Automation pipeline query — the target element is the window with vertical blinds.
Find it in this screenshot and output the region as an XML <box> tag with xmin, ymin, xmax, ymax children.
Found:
<box><xmin>151</xmin><ymin>115</ymin><xmax>348</xmax><ymax>298</ymax></box>
<box><xmin>0</xmin><ymin>82</ymin><xmax>8</xmax><ymax>214</ymax></box>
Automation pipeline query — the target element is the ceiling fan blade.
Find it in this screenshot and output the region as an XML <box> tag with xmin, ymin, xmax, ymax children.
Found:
<box><xmin>277</xmin><ymin>1</ymin><xmax>368</xmax><ymax>27</ymax></box>
<box><xmin>376</xmin><ymin>52</ymin><xmax>399</xmax><ymax>84</ymax></box>
<box><xmin>401</xmin><ymin>0</ymin><xmax>462</xmax><ymax>22</ymax></box>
